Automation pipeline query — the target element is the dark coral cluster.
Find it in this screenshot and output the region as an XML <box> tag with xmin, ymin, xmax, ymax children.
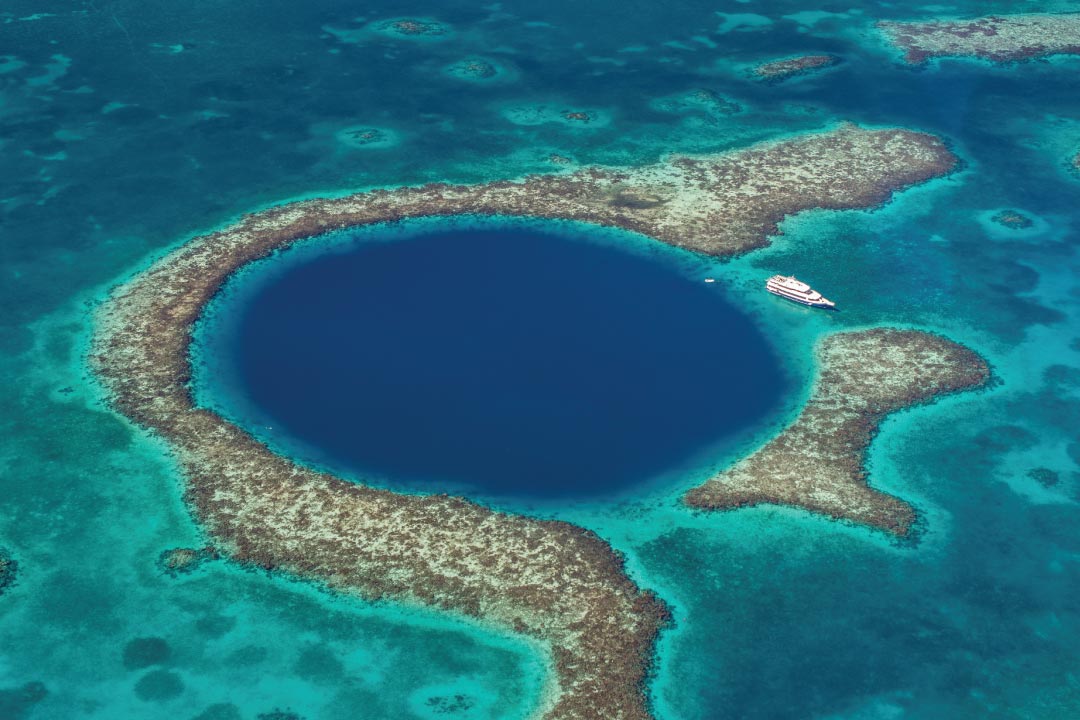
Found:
<box><xmin>1028</xmin><ymin>467</ymin><xmax>1060</xmax><ymax>488</ymax></box>
<box><xmin>991</xmin><ymin>209</ymin><xmax>1035</xmax><ymax>229</ymax></box>
<box><xmin>446</xmin><ymin>58</ymin><xmax>499</xmax><ymax>80</ymax></box>
<box><xmin>123</xmin><ymin>636</ymin><xmax>172</xmax><ymax>669</ymax></box>
<box><xmin>426</xmin><ymin>694</ymin><xmax>475</xmax><ymax>713</ymax></box>
<box><xmin>561</xmin><ymin>110</ymin><xmax>594</xmax><ymax>123</ymax></box>
<box><xmin>256</xmin><ymin>711</ymin><xmax>304</xmax><ymax>720</ymax></box>
<box><xmin>686</xmin><ymin>88</ymin><xmax>742</xmax><ymax>115</ymax></box>
<box><xmin>0</xmin><ymin>549</ymin><xmax>16</xmax><ymax>595</ymax></box>
<box><xmin>752</xmin><ymin>54</ymin><xmax>840</xmax><ymax>82</ymax></box>
<box><xmin>338</xmin><ymin>127</ymin><xmax>390</xmax><ymax>148</ymax></box>
<box><xmin>377</xmin><ymin>18</ymin><xmax>449</xmax><ymax>37</ymax></box>
<box><xmin>157</xmin><ymin>546</ymin><xmax>220</xmax><ymax>576</ymax></box>
<box><xmin>0</xmin><ymin>681</ymin><xmax>46</xmax><ymax>718</ymax></box>
<box><xmin>651</xmin><ymin>88</ymin><xmax>743</xmax><ymax>124</ymax></box>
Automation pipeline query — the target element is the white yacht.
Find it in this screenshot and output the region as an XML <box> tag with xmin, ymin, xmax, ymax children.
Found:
<box><xmin>765</xmin><ymin>275</ymin><xmax>835</xmax><ymax>309</ymax></box>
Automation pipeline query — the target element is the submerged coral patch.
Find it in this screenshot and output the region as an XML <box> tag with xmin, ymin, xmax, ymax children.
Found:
<box><xmin>426</xmin><ymin>694</ymin><xmax>475</xmax><ymax>714</ymax></box>
<box><xmin>0</xmin><ymin>682</ymin><xmax>47</xmax><ymax>718</ymax></box>
<box><xmin>0</xmin><ymin>549</ymin><xmax>16</xmax><ymax>595</ymax></box>
<box><xmin>373</xmin><ymin>18</ymin><xmax>451</xmax><ymax>39</ymax></box>
<box><xmin>123</xmin><ymin>637</ymin><xmax>171</xmax><ymax>670</ymax></box>
<box><xmin>562</xmin><ymin>110</ymin><xmax>593</xmax><ymax>123</ymax></box>
<box><xmin>191</xmin><ymin>704</ymin><xmax>243</xmax><ymax>720</ymax></box>
<box><xmin>256</xmin><ymin>710</ymin><xmax>304</xmax><ymax>720</ymax></box>
<box><xmin>1028</xmin><ymin>467</ymin><xmax>1060</xmax><ymax>488</ymax></box>
<box><xmin>335</xmin><ymin>126</ymin><xmax>398</xmax><ymax>149</ymax></box>
<box><xmin>650</xmin><ymin>88</ymin><xmax>743</xmax><ymax>123</ymax></box>
<box><xmin>991</xmin><ymin>209</ymin><xmax>1034</xmax><ymax>230</ymax></box>
<box><xmin>977</xmin><ymin>208</ymin><xmax>1050</xmax><ymax>240</ymax></box>
<box><xmin>293</xmin><ymin>645</ymin><xmax>345</xmax><ymax>682</ymax></box>
<box><xmin>157</xmin><ymin>546</ymin><xmax>219</xmax><ymax>576</ymax></box>
<box><xmin>133</xmin><ymin>669</ymin><xmax>184</xmax><ymax>701</ymax></box>
<box><xmin>444</xmin><ymin>58</ymin><xmax>502</xmax><ymax>81</ymax></box>
<box><xmin>195</xmin><ymin>613</ymin><xmax>237</xmax><ymax>638</ymax></box>
<box><xmin>751</xmin><ymin>54</ymin><xmax>840</xmax><ymax>82</ymax></box>
<box><xmin>499</xmin><ymin>103</ymin><xmax>612</xmax><ymax>128</ymax></box>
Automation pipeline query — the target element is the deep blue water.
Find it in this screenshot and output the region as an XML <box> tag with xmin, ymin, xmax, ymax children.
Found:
<box><xmin>206</xmin><ymin>224</ymin><xmax>786</xmax><ymax>498</ymax></box>
<box><xmin>3</xmin><ymin>0</ymin><xmax>1080</xmax><ymax>718</ymax></box>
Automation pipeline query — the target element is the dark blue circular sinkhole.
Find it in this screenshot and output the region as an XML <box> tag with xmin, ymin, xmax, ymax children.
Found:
<box><xmin>199</xmin><ymin>220</ymin><xmax>787</xmax><ymax>500</ymax></box>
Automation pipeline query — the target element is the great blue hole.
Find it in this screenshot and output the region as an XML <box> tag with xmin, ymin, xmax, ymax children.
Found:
<box><xmin>196</xmin><ymin>218</ymin><xmax>787</xmax><ymax>500</ymax></box>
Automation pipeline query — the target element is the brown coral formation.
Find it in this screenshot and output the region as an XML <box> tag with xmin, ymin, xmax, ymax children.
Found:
<box><xmin>991</xmin><ymin>210</ymin><xmax>1034</xmax><ymax>230</ymax></box>
<box><xmin>687</xmin><ymin>88</ymin><xmax>741</xmax><ymax>115</ymax></box>
<box><xmin>91</xmin><ymin>125</ymin><xmax>956</xmax><ymax>718</ymax></box>
<box><xmin>562</xmin><ymin>111</ymin><xmax>593</xmax><ymax>123</ymax></box>
<box><xmin>340</xmin><ymin>128</ymin><xmax>385</xmax><ymax>146</ymax></box>
<box><xmin>158</xmin><ymin>546</ymin><xmax>220</xmax><ymax>576</ymax></box>
<box><xmin>878</xmin><ymin>13</ymin><xmax>1080</xmax><ymax>64</ymax></box>
<box><xmin>446</xmin><ymin>59</ymin><xmax>499</xmax><ymax>80</ymax></box>
<box><xmin>686</xmin><ymin>329</ymin><xmax>990</xmax><ymax>535</ymax></box>
<box><xmin>0</xmin><ymin>549</ymin><xmax>15</xmax><ymax>595</ymax></box>
<box><xmin>752</xmin><ymin>54</ymin><xmax>840</xmax><ymax>81</ymax></box>
<box><xmin>377</xmin><ymin>18</ymin><xmax>449</xmax><ymax>37</ymax></box>
<box><xmin>650</xmin><ymin>89</ymin><xmax>742</xmax><ymax>124</ymax></box>
<box><xmin>1028</xmin><ymin>468</ymin><xmax>1060</xmax><ymax>488</ymax></box>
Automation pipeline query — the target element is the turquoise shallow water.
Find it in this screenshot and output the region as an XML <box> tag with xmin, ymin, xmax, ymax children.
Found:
<box><xmin>2</xmin><ymin>1</ymin><xmax>1080</xmax><ymax>718</ymax></box>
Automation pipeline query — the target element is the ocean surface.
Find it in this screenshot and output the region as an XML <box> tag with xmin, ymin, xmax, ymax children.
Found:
<box><xmin>2</xmin><ymin>1</ymin><xmax>1080</xmax><ymax>718</ymax></box>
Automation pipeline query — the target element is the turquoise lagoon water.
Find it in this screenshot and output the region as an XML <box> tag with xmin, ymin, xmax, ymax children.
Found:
<box><xmin>2</xmin><ymin>1</ymin><xmax>1080</xmax><ymax>718</ymax></box>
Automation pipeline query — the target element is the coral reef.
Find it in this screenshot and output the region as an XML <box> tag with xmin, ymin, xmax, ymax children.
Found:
<box><xmin>685</xmin><ymin>88</ymin><xmax>742</xmax><ymax>115</ymax></box>
<box><xmin>134</xmin><ymin>669</ymin><xmax>184</xmax><ymax>701</ymax></box>
<box><xmin>123</xmin><ymin>637</ymin><xmax>171</xmax><ymax>669</ymax></box>
<box><xmin>192</xmin><ymin>704</ymin><xmax>242</xmax><ymax>720</ymax></box>
<box><xmin>0</xmin><ymin>549</ymin><xmax>15</xmax><ymax>595</ymax></box>
<box><xmin>256</xmin><ymin>711</ymin><xmax>303</xmax><ymax>720</ymax></box>
<box><xmin>751</xmin><ymin>54</ymin><xmax>840</xmax><ymax>81</ymax></box>
<box><xmin>500</xmin><ymin>104</ymin><xmax>611</xmax><ymax>129</ymax></box>
<box><xmin>157</xmin><ymin>546</ymin><xmax>220</xmax><ymax>576</ymax></box>
<box><xmin>650</xmin><ymin>89</ymin><xmax>743</xmax><ymax>124</ymax></box>
<box><xmin>1028</xmin><ymin>467</ymin><xmax>1060</xmax><ymax>488</ymax></box>
<box><xmin>685</xmin><ymin>329</ymin><xmax>990</xmax><ymax>535</ymax></box>
<box><xmin>426</xmin><ymin>694</ymin><xmax>475</xmax><ymax>713</ymax></box>
<box><xmin>336</xmin><ymin>126</ymin><xmax>396</xmax><ymax>150</ymax></box>
<box><xmin>878</xmin><ymin>13</ymin><xmax>1080</xmax><ymax>64</ymax></box>
<box><xmin>445</xmin><ymin>58</ymin><xmax>500</xmax><ymax>81</ymax></box>
<box><xmin>991</xmin><ymin>209</ymin><xmax>1034</xmax><ymax>229</ymax></box>
<box><xmin>374</xmin><ymin>18</ymin><xmax>449</xmax><ymax>38</ymax></box>
<box><xmin>91</xmin><ymin>125</ymin><xmax>956</xmax><ymax>718</ymax></box>
<box><xmin>0</xmin><ymin>681</ymin><xmax>46</xmax><ymax>718</ymax></box>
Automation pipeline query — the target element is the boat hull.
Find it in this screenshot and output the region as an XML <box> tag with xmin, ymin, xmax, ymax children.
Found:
<box><xmin>766</xmin><ymin>287</ymin><xmax>835</xmax><ymax>308</ymax></box>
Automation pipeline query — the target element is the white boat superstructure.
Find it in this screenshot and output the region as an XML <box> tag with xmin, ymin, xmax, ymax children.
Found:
<box><xmin>765</xmin><ymin>275</ymin><xmax>835</xmax><ymax>309</ymax></box>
